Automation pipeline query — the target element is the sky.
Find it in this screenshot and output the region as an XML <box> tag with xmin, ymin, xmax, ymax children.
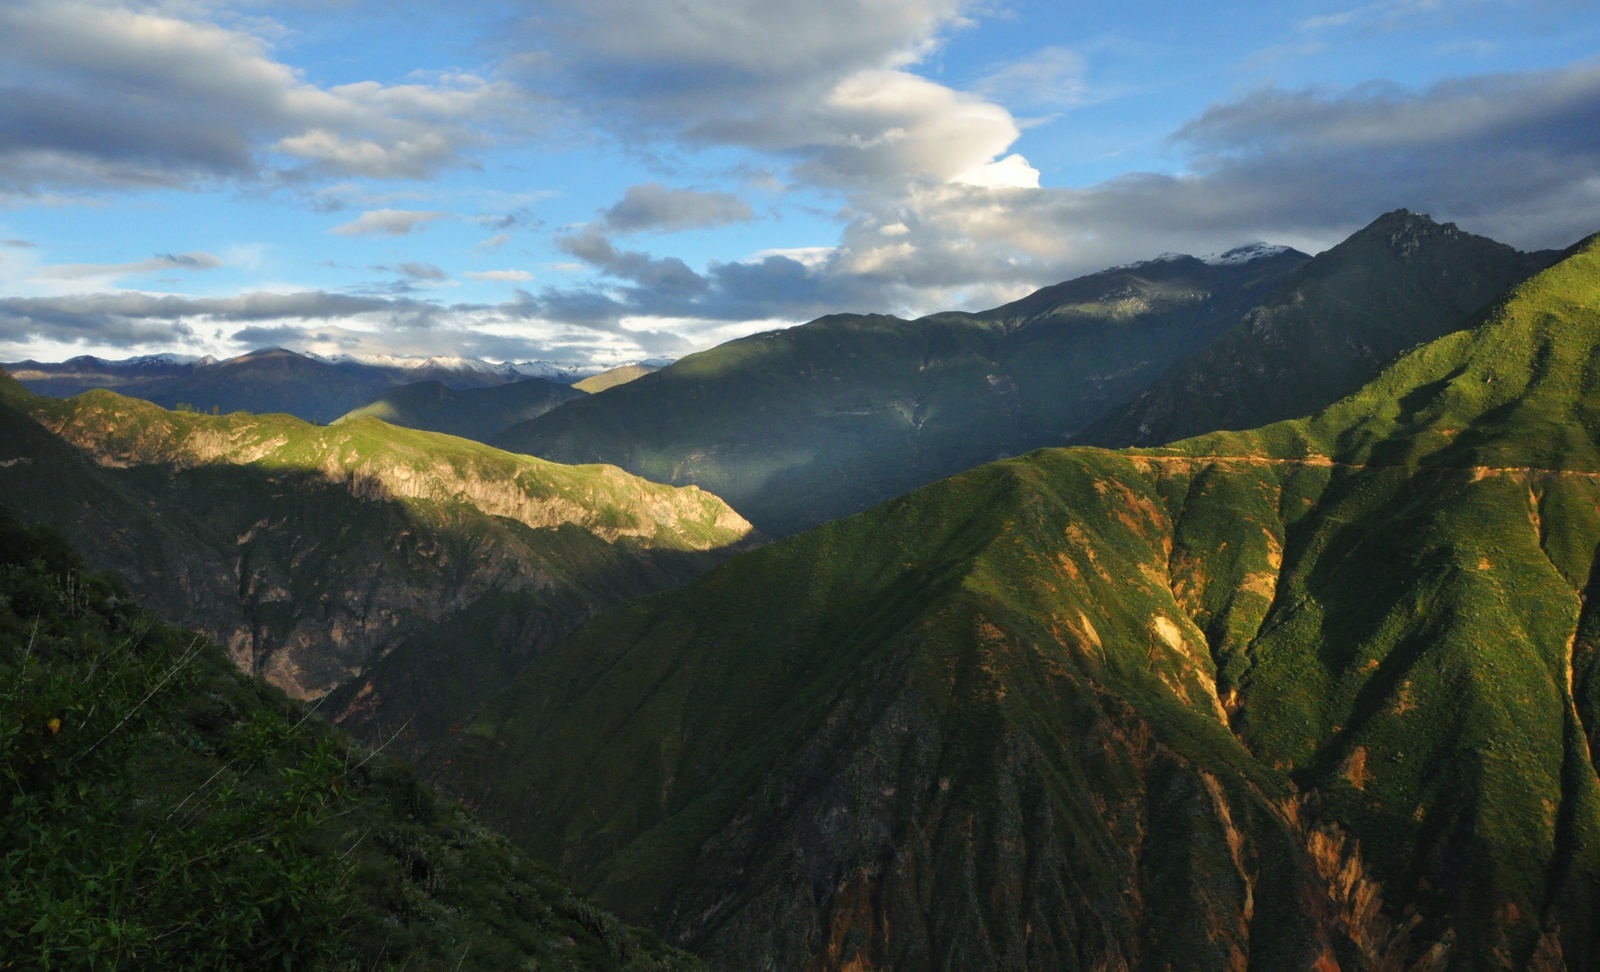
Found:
<box><xmin>1</xmin><ymin>0</ymin><xmax>1598</xmax><ymax>367</ymax></box>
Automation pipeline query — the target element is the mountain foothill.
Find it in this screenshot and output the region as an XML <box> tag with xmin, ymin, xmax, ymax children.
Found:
<box><xmin>6</xmin><ymin>209</ymin><xmax>1600</xmax><ymax>971</ymax></box>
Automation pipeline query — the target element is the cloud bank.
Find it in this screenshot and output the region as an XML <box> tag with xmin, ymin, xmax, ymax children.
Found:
<box><xmin>0</xmin><ymin>0</ymin><xmax>518</xmax><ymax>196</ymax></box>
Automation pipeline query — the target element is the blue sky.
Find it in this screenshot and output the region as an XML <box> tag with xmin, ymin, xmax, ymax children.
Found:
<box><xmin>1</xmin><ymin>0</ymin><xmax>1598</xmax><ymax>366</ymax></box>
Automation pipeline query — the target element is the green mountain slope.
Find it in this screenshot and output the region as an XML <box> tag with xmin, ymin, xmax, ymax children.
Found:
<box><xmin>494</xmin><ymin>250</ymin><xmax>1308</xmax><ymax>536</ymax></box>
<box><xmin>335</xmin><ymin>378</ymin><xmax>586</xmax><ymax>443</ymax></box>
<box><xmin>0</xmin><ymin>511</ymin><xmax>702</xmax><ymax>971</ymax></box>
<box><xmin>574</xmin><ymin>364</ymin><xmax>661</xmax><ymax>394</ymax></box>
<box><xmin>1081</xmin><ymin>210</ymin><xmax>1560</xmax><ymax>448</ymax></box>
<box><xmin>437</xmin><ymin>234</ymin><xmax>1600</xmax><ymax>970</ymax></box>
<box><xmin>0</xmin><ymin>373</ymin><xmax>753</xmax><ymax>760</ymax></box>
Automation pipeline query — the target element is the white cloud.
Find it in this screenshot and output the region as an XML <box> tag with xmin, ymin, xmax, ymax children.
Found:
<box><xmin>521</xmin><ymin>0</ymin><xmax>1027</xmax><ymax>195</ymax></box>
<box><xmin>330</xmin><ymin>209</ymin><xmax>446</xmax><ymax>236</ymax></box>
<box><xmin>37</xmin><ymin>251</ymin><xmax>224</xmax><ymax>281</ymax></box>
<box><xmin>953</xmin><ymin>153</ymin><xmax>1040</xmax><ymax>189</ymax></box>
<box><xmin>463</xmin><ymin>269</ymin><xmax>534</xmax><ymax>281</ymax></box>
<box><xmin>0</xmin><ymin>0</ymin><xmax>520</xmax><ymax>194</ymax></box>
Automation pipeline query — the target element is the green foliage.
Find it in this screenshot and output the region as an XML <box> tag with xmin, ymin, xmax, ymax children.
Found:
<box><xmin>0</xmin><ymin>511</ymin><xmax>705</xmax><ymax>971</ymax></box>
<box><xmin>0</xmin><ymin>377</ymin><xmax>752</xmax><ymax>763</ymax></box>
<box><xmin>493</xmin><ymin>254</ymin><xmax>1308</xmax><ymax>536</ymax></box>
<box><xmin>0</xmin><ymin>514</ymin><xmax>345</xmax><ymax>969</ymax></box>
<box><xmin>443</xmin><ymin>234</ymin><xmax>1600</xmax><ymax>969</ymax></box>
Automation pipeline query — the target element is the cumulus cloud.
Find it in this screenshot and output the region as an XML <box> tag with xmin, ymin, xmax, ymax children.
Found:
<box><xmin>600</xmin><ymin>182</ymin><xmax>755</xmax><ymax>233</ymax></box>
<box><xmin>330</xmin><ymin>209</ymin><xmax>446</xmax><ymax>236</ymax></box>
<box><xmin>37</xmin><ymin>252</ymin><xmax>224</xmax><ymax>281</ymax></box>
<box><xmin>519</xmin><ymin>0</ymin><xmax>1032</xmax><ymax>194</ymax></box>
<box><xmin>0</xmin><ymin>0</ymin><xmax>518</xmax><ymax>194</ymax></box>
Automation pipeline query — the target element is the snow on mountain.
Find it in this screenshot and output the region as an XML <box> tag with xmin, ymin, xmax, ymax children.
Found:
<box><xmin>1201</xmin><ymin>243</ymin><xmax>1295</xmax><ymax>266</ymax></box>
<box><xmin>300</xmin><ymin>352</ymin><xmax>602</xmax><ymax>384</ymax></box>
<box><xmin>1103</xmin><ymin>243</ymin><xmax>1296</xmax><ymax>274</ymax></box>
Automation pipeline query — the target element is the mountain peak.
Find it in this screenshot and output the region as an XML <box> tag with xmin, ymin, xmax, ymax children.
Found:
<box><xmin>1352</xmin><ymin>208</ymin><xmax>1469</xmax><ymax>251</ymax></box>
<box><xmin>1201</xmin><ymin>242</ymin><xmax>1302</xmax><ymax>266</ymax></box>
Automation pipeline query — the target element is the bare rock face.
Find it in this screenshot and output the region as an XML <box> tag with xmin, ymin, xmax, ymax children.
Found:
<box><xmin>0</xmin><ymin>378</ymin><xmax>755</xmax><ymax>759</ymax></box>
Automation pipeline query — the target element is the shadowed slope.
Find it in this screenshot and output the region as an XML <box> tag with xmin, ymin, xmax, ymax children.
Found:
<box><xmin>0</xmin><ymin>513</ymin><xmax>703</xmax><ymax>971</ymax></box>
<box><xmin>438</xmin><ymin>234</ymin><xmax>1600</xmax><ymax>970</ymax></box>
<box><xmin>1082</xmin><ymin>210</ymin><xmax>1560</xmax><ymax>448</ymax></box>
<box><xmin>495</xmin><ymin>251</ymin><xmax>1307</xmax><ymax>536</ymax></box>
<box><xmin>334</xmin><ymin>378</ymin><xmax>586</xmax><ymax>443</ymax></box>
<box><xmin>0</xmin><ymin>374</ymin><xmax>754</xmax><ymax>759</ymax></box>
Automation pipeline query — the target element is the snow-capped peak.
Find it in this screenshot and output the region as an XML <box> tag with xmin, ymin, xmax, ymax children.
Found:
<box><xmin>1201</xmin><ymin>243</ymin><xmax>1293</xmax><ymax>266</ymax></box>
<box><xmin>1105</xmin><ymin>252</ymin><xmax>1196</xmax><ymax>272</ymax></box>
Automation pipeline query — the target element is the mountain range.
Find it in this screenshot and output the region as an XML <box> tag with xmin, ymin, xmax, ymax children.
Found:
<box><xmin>2</xmin><ymin>348</ymin><xmax>663</xmax><ymax>425</ymax></box>
<box><xmin>6</xmin><ymin>207</ymin><xmax>1599</xmax><ymax>971</ymax></box>
<box><xmin>494</xmin><ymin>211</ymin><xmax>1556</xmax><ymax>536</ymax></box>
<box><xmin>435</xmin><ymin>228</ymin><xmax>1600</xmax><ymax>970</ymax></box>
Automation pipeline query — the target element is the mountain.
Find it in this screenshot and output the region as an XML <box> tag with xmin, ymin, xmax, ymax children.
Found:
<box><xmin>334</xmin><ymin>378</ymin><xmax>587</xmax><ymax>443</ymax></box>
<box><xmin>494</xmin><ymin>247</ymin><xmax>1311</xmax><ymax>536</ymax></box>
<box><xmin>575</xmin><ymin>363</ymin><xmax>662</xmax><ymax>394</ymax></box>
<box><xmin>436</xmin><ymin>233</ymin><xmax>1600</xmax><ymax>970</ymax></box>
<box><xmin>1080</xmin><ymin>210</ymin><xmax>1561</xmax><ymax>447</ymax></box>
<box><xmin>149</xmin><ymin>346</ymin><xmax>400</xmax><ymax>422</ymax></box>
<box><xmin>309</xmin><ymin>351</ymin><xmax>593</xmax><ymax>387</ymax></box>
<box><xmin>0</xmin><ymin>511</ymin><xmax>702</xmax><ymax>971</ymax></box>
<box><xmin>493</xmin><ymin>215</ymin><xmax>1555</xmax><ymax>539</ymax></box>
<box><xmin>0</xmin><ymin>371</ymin><xmax>754</xmax><ymax>759</ymax></box>
<box><xmin>4</xmin><ymin>351</ymin><xmax>214</xmax><ymax>399</ymax></box>
<box><xmin>3</xmin><ymin>348</ymin><xmax>613</xmax><ymax>424</ymax></box>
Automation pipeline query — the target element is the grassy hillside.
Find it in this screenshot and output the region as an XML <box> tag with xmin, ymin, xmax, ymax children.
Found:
<box><xmin>335</xmin><ymin>378</ymin><xmax>586</xmax><ymax>443</ymax></box>
<box><xmin>0</xmin><ymin>373</ymin><xmax>753</xmax><ymax>760</ymax></box>
<box><xmin>574</xmin><ymin>364</ymin><xmax>660</xmax><ymax>394</ymax></box>
<box><xmin>437</xmin><ymin>233</ymin><xmax>1600</xmax><ymax>970</ymax></box>
<box><xmin>1082</xmin><ymin>210</ymin><xmax>1559</xmax><ymax>448</ymax></box>
<box><xmin>0</xmin><ymin>511</ymin><xmax>702</xmax><ymax>971</ymax></box>
<box><xmin>495</xmin><ymin>251</ymin><xmax>1307</xmax><ymax>535</ymax></box>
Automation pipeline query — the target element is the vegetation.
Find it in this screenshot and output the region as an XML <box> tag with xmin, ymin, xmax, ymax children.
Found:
<box><xmin>0</xmin><ymin>372</ymin><xmax>752</xmax><ymax>762</ymax></box>
<box><xmin>573</xmin><ymin>364</ymin><xmax>661</xmax><ymax>395</ymax></box>
<box><xmin>0</xmin><ymin>509</ymin><xmax>704</xmax><ymax>970</ymax></box>
<box><xmin>1081</xmin><ymin>209</ymin><xmax>1559</xmax><ymax>447</ymax></box>
<box><xmin>492</xmin><ymin>213</ymin><xmax>1555</xmax><ymax>539</ymax></box>
<box><xmin>334</xmin><ymin>378</ymin><xmax>586</xmax><ymax>443</ymax></box>
<box><xmin>493</xmin><ymin>251</ymin><xmax>1308</xmax><ymax>536</ymax></box>
<box><xmin>439</xmin><ymin>232</ymin><xmax>1600</xmax><ymax>969</ymax></box>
